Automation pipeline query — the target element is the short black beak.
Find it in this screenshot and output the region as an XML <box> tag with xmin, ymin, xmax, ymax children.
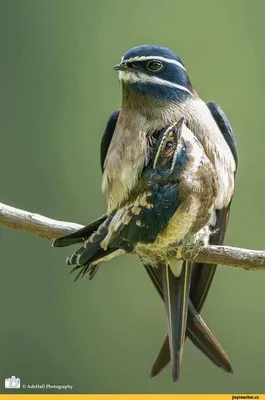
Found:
<box><xmin>114</xmin><ymin>62</ymin><xmax>128</xmax><ymax>71</ymax></box>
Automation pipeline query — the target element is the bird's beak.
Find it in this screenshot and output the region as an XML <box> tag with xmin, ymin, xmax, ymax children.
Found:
<box><xmin>114</xmin><ymin>62</ymin><xmax>128</xmax><ymax>71</ymax></box>
<box><xmin>162</xmin><ymin>261</ymin><xmax>192</xmax><ymax>381</ymax></box>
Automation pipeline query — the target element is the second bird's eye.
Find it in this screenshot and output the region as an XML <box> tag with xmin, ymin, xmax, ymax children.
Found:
<box><xmin>165</xmin><ymin>141</ymin><xmax>174</xmax><ymax>150</ymax></box>
<box><xmin>146</xmin><ymin>60</ymin><xmax>164</xmax><ymax>72</ymax></box>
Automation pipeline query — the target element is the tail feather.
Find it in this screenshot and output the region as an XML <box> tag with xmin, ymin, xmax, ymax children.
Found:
<box><xmin>65</xmin><ymin>213</ymin><xmax>112</xmax><ymax>266</ymax></box>
<box><xmin>53</xmin><ymin>215</ymin><xmax>107</xmax><ymax>247</ymax></box>
<box><xmin>162</xmin><ymin>262</ymin><xmax>192</xmax><ymax>381</ymax></box>
<box><xmin>66</xmin><ymin>242</ymin><xmax>102</xmax><ymax>266</ymax></box>
<box><xmin>69</xmin><ymin>259</ymin><xmax>100</xmax><ymax>282</ymax></box>
<box><xmin>87</xmin><ymin>265</ymin><xmax>101</xmax><ymax>280</ymax></box>
<box><xmin>143</xmin><ymin>263</ymin><xmax>233</xmax><ymax>376</ymax></box>
<box><xmin>64</xmin><ymin>214</ymin><xmax>120</xmax><ymax>281</ymax></box>
<box><xmin>150</xmin><ymin>300</ymin><xmax>232</xmax><ymax>377</ymax></box>
<box><xmin>187</xmin><ymin>301</ymin><xmax>232</xmax><ymax>373</ymax></box>
<box><xmin>70</xmin><ymin>248</ymin><xmax>121</xmax><ymax>281</ymax></box>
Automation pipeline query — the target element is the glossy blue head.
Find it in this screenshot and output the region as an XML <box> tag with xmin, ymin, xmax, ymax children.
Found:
<box><xmin>114</xmin><ymin>45</ymin><xmax>193</xmax><ymax>103</ymax></box>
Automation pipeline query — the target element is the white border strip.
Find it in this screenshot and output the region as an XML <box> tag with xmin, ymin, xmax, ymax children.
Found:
<box><xmin>119</xmin><ymin>71</ymin><xmax>192</xmax><ymax>96</ymax></box>
<box><xmin>123</xmin><ymin>55</ymin><xmax>186</xmax><ymax>71</ymax></box>
<box><xmin>153</xmin><ymin>125</ymin><xmax>175</xmax><ymax>169</ymax></box>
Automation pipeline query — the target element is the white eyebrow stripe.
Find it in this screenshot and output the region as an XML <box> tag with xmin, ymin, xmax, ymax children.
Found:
<box><xmin>123</xmin><ymin>55</ymin><xmax>186</xmax><ymax>71</ymax></box>
<box><xmin>119</xmin><ymin>71</ymin><xmax>193</xmax><ymax>96</ymax></box>
<box><xmin>153</xmin><ymin>125</ymin><xmax>175</xmax><ymax>169</ymax></box>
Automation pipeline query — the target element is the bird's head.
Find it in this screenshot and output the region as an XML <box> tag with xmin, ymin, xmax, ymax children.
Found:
<box><xmin>114</xmin><ymin>45</ymin><xmax>194</xmax><ymax>105</ymax></box>
<box><xmin>151</xmin><ymin>117</ymin><xmax>190</xmax><ymax>174</ymax></box>
<box><xmin>150</xmin><ymin>117</ymin><xmax>205</xmax><ymax>180</ymax></box>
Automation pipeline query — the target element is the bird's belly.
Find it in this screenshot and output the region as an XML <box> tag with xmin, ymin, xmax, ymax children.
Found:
<box><xmin>155</xmin><ymin>196</ymin><xmax>203</xmax><ymax>246</ymax></box>
<box><xmin>135</xmin><ymin>196</ymin><xmax>202</xmax><ymax>264</ymax></box>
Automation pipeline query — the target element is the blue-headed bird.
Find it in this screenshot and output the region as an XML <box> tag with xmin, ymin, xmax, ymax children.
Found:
<box><xmin>102</xmin><ymin>45</ymin><xmax>237</xmax><ymax>380</ymax></box>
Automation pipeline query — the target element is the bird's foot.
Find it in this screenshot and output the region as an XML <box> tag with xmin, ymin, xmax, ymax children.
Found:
<box><xmin>177</xmin><ymin>227</ymin><xmax>209</xmax><ymax>260</ymax></box>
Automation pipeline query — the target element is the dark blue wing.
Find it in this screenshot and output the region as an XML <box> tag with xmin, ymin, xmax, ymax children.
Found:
<box><xmin>207</xmin><ymin>102</ymin><xmax>238</xmax><ymax>168</ymax></box>
<box><xmin>53</xmin><ymin>215</ymin><xmax>107</xmax><ymax>247</ymax></box>
<box><xmin>100</xmin><ymin>110</ymin><xmax>120</xmax><ymax>172</ymax></box>
<box><xmin>111</xmin><ymin>184</ymin><xmax>180</xmax><ymax>248</ymax></box>
<box><xmin>66</xmin><ymin>184</ymin><xmax>180</xmax><ymax>281</ymax></box>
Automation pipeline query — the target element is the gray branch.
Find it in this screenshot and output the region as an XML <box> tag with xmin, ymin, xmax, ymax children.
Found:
<box><xmin>0</xmin><ymin>202</ymin><xmax>264</xmax><ymax>270</ymax></box>
<box><xmin>0</xmin><ymin>202</ymin><xmax>83</xmax><ymax>239</ymax></box>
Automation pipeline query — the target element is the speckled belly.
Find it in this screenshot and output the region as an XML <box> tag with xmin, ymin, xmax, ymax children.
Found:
<box><xmin>135</xmin><ymin>196</ymin><xmax>204</xmax><ymax>264</ymax></box>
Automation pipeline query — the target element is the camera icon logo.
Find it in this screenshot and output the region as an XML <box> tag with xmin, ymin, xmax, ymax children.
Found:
<box><xmin>5</xmin><ymin>376</ymin><xmax>21</xmax><ymax>389</ymax></box>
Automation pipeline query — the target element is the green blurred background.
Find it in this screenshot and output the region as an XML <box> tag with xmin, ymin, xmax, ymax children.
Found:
<box><xmin>0</xmin><ymin>0</ymin><xmax>264</xmax><ymax>394</ymax></box>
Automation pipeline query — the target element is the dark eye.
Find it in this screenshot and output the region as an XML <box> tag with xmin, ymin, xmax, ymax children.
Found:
<box><xmin>146</xmin><ymin>60</ymin><xmax>164</xmax><ymax>72</ymax></box>
<box><xmin>165</xmin><ymin>141</ymin><xmax>174</xmax><ymax>150</ymax></box>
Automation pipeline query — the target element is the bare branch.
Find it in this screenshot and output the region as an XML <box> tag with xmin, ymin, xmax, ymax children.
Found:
<box><xmin>180</xmin><ymin>245</ymin><xmax>265</xmax><ymax>270</ymax></box>
<box><xmin>0</xmin><ymin>202</ymin><xmax>82</xmax><ymax>239</ymax></box>
<box><xmin>1</xmin><ymin>201</ymin><xmax>264</xmax><ymax>270</ymax></box>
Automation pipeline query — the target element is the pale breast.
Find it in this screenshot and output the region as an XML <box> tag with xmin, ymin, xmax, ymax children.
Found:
<box><xmin>102</xmin><ymin>97</ymin><xmax>235</xmax><ymax>214</ymax></box>
<box><xmin>178</xmin><ymin>98</ymin><xmax>236</xmax><ymax>209</ymax></box>
<box><xmin>102</xmin><ymin>110</ymin><xmax>165</xmax><ymax>212</ymax></box>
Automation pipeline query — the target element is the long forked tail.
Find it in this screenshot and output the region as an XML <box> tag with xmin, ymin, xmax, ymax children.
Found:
<box><xmin>143</xmin><ymin>263</ymin><xmax>232</xmax><ymax>376</ymax></box>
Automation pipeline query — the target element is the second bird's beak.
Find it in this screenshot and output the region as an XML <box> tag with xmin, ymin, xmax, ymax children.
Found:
<box><xmin>114</xmin><ymin>62</ymin><xmax>128</xmax><ymax>71</ymax></box>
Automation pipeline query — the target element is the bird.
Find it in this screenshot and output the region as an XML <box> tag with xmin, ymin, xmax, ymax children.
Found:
<box><xmin>103</xmin><ymin>45</ymin><xmax>237</xmax><ymax>380</ymax></box>
<box><xmin>54</xmin><ymin>119</ymin><xmax>233</xmax><ymax>378</ymax></box>
<box><xmin>54</xmin><ymin>45</ymin><xmax>237</xmax><ymax>381</ymax></box>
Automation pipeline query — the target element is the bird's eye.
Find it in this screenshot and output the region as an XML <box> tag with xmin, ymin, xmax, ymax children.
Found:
<box><xmin>165</xmin><ymin>141</ymin><xmax>174</xmax><ymax>150</ymax></box>
<box><xmin>146</xmin><ymin>60</ymin><xmax>164</xmax><ymax>72</ymax></box>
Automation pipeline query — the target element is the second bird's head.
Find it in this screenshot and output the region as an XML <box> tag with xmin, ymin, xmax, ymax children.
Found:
<box><xmin>114</xmin><ymin>45</ymin><xmax>194</xmax><ymax>104</ymax></box>
<box><xmin>149</xmin><ymin>117</ymin><xmax>205</xmax><ymax>179</ymax></box>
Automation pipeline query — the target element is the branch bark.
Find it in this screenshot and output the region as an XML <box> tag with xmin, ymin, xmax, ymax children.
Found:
<box><xmin>1</xmin><ymin>201</ymin><xmax>264</xmax><ymax>270</ymax></box>
<box><xmin>0</xmin><ymin>202</ymin><xmax>82</xmax><ymax>239</ymax></box>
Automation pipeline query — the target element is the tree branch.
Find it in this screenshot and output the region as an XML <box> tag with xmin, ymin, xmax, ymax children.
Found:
<box><xmin>180</xmin><ymin>245</ymin><xmax>265</xmax><ymax>271</ymax></box>
<box><xmin>0</xmin><ymin>202</ymin><xmax>82</xmax><ymax>239</ymax></box>
<box><xmin>1</xmin><ymin>201</ymin><xmax>264</xmax><ymax>270</ymax></box>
